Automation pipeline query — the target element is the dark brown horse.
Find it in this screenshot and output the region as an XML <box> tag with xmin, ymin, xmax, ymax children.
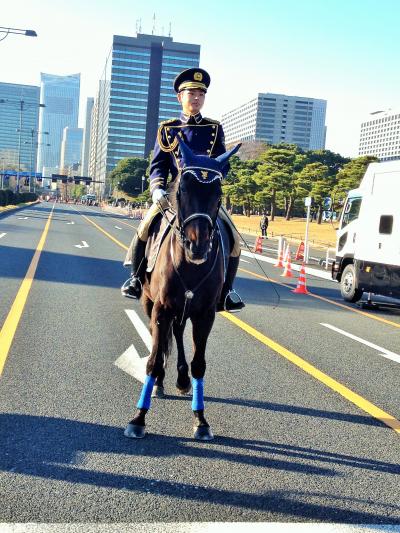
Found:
<box><xmin>124</xmin><ymin>139</ymin><xmax>240</xmax><ymax>440</ymax></box>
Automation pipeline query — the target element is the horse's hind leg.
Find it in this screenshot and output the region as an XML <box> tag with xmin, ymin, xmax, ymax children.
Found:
<box><xmin>173</xmin><ymin>320</ymin><xmax>191</xmax><ymax>394</ymax></box>
<box><xmin>124</xmin><ymin>303</ymin><xmax>172</xmax><ymax>438</ymax></box>
<box><xmin>190</xmin><ymin>311</ymin><xmax>216</xmax><ymax>441</ymax></box>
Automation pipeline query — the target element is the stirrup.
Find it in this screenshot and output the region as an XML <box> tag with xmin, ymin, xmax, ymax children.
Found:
<box><xmin>218</xmin><ymin>289</ymin><xmax>245</xmax><ymax>313</ymax></box>
<box><xmin>120</xmin><ymin>276</ymin><xmax>142</xmax><ymax>300</ymax></box>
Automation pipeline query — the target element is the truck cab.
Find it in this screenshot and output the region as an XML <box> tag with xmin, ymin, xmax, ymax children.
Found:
<box><xmin>332</xmin><ymin>161</ymin><xmax>400</xmax><ymax>302</ymax></box>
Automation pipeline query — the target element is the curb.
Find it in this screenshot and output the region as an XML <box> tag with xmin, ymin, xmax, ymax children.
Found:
<box><xmin>0</xmin><ymin>200</ymin><xmax>40</xmax><ymax>218</ymax></box>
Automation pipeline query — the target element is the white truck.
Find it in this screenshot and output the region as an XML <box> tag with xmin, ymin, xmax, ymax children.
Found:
<box><xmin>332</xmin><ymin>160</ymin><xmax>400</xmax><ymax>303</ymax></box>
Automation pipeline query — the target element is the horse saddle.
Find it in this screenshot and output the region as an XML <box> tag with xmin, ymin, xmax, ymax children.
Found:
<box><xmin>146</xmin><ymin>212</ymin><xmax>231</xmax><ymax>281</ymax></box>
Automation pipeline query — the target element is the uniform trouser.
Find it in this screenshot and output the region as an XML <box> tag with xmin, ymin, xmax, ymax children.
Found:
<box><xmin>124</xmin><ymin>202</ymin><xmax>241</xmax><ymax>265</ymax></box>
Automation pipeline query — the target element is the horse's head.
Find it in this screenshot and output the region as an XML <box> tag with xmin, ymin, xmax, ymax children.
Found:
<box><xmin>173</xmin><ymin>138</ymin><xmax>241</xmax><ymax>264</ymax></box>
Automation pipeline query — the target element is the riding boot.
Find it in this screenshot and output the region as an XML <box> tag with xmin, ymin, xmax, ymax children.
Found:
<box><xmin>217</xmin><ymin>256</ymin><xmax>245</xmax><ymax>312</ymax></box>
<box><xmin>121</xmin><ymin>235</ymin><xmax>147</xmax><ymax>300</ymax></box>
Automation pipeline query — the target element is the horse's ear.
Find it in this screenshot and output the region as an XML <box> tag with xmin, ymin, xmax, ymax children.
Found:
<box><xmin>215</xmin><ymin>143</ymin><xmax>242</xmax><ymax>167</ymax></box>
<box><xmin>177</xmin><ymin>136</ymin><xmax>195</xmax><ymax>167</ymax></box>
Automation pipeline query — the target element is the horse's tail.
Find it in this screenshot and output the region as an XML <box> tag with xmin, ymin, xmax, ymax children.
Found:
<box><xmin>162</xmin><ymin>322</ymin><xmax>173</xmax><ymax>369</ymax></box>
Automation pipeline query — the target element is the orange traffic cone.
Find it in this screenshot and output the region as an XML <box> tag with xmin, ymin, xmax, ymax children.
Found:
<box><xmin>274</xmin><ymin>245</ymin><xmax>285</xmax><ymax>267</ymax></box>
<box><xmin>254</xmin><ymin>236</ymin><xmax>263</xmax><ymax>253</ymax></box>
<box><xmin>292</xmin><ymin>263</ymin><xmax>308</xmax><ymax>294</ymax></box>
<box><xmin>281</xmin><ymin>251</ymin><xmax>293</xmax><ymax>277</ymax></box>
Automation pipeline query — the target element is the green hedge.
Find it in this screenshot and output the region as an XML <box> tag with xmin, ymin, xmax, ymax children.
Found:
<box><xmin>0</xmin><ymin>189</ymin><xmax>38</xmax><ymax>207</ymax></box>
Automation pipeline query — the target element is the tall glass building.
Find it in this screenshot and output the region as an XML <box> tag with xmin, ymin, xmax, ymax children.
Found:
<box><xmin>89</xmin><ymin>33</ymin><xmax>200</xmax><ymax>195</ymax></box>
<box><xmin>81</xmin><ymin>97</ymin><xmax>94</xmax><ymax>176</ymax></box>
<box><xmin>59</xmin><ymin>127</ymin><xmax>83</xmax><ymax>173</ymax></box>
<box><xmin>222</xmin><ymin>93</ymin><xmax>327</xmax><ymax>151</ymax></box>
<box><xmin>0</xmin><ymin>82</ymin><xmax>40</xmax><ymax>174</ymax></box>
<box><xmin>37</xmin><ymin>73</ymin><xmax>80</xmax><ymax>176</ymax></box>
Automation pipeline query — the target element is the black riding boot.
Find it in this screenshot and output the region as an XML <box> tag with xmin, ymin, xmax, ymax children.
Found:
<box><xmin>217</xmin><ymin>256</ymin><xmax>245</xmax><ymax>312</ymax></box>
<box><xmin>121</xmin><ymin>235</ymin><xmax>147</xmax><ymax>300</ymax></box>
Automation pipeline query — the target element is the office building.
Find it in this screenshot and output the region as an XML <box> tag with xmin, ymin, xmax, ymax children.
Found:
<box><xmin>222</xmin><ymin>93</ymin><xmax>327</xmax><ymax>151</ymax></box>
<box><xmin>89</xmin><ymin>33</ymin><xmax>200</xmax><ymax>195</ymax></box>
<box><xmin>59</xmin><ymin>127</ymin><xmax>83</xmax><ymax>174</ymax></box>
<box><xmin>0</xmin><ymin>82</ymin><xmax>40</xmax><ymax>175</ymax></box>
<box><xmin>81</xmin><ymin>97</ymin><xmax>94</xmax><ymax>176</ymax></box>
<box><xmin>37</xmin><ymin>73</ymin><xmax>80</xmax><ymax>176</ymax></box>
<box><xmin>358</xmin><ymin>109</ymin><xmax>400</xmax><ymax>161</ymax></box>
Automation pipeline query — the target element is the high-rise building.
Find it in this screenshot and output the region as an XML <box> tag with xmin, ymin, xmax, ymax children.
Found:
<box><xmin>81</xmin><ymin>97</ymin><xmax>94</xmax><ymax>176</ymax></box>
<box><xmin>89</xmin><ymin>33</ymin><xmax>200</xmax><ymax>195</ymax></box>
<box><xmin>222</xmin><ymin>93</ymin><xmax>327</xmax><ymax>151</ymax></box>
<box><xmin>37</xmin><ymin>73</ymin><xmax>80</xmax><ymax>176</ymax></box>
<box><xmin>59</xmin><ymin>127</ymin><xmax>83</xmax><ymax>174</ymax></box>
<box><xmin>0</xmin><ymin>82</ymin><xmax>40</xmax><ymax>175</ymax></box>
<box><xmin>358</xmin><ymin>109</ymin><xmax>400</xmax><ymax>161</ymax></box>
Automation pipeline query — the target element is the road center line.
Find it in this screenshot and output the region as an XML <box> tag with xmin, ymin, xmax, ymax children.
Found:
<box><xmin>320</xmin><ymin>323</ymin><xmax>400</xmax><ymax>364</ymax></box>
<box><xmin>221</xmin><ymin>311</ymin><xmax>400</xmax><ymax>435</ymax></box>
<box><xmin>0</xmin><ymin>204</ymin><xmax>54</xmax><ymax>375</ymax></box>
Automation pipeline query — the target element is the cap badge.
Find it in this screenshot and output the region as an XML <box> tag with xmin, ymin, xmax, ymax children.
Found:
<box><xmin>194</xmin><ymin>72</ymin><xmax>203</xmax><ymax>81</ymax></box>
<box><xmin>201</xmin><ymin>171</ymin><xmax>208</xmax><ymax>180</ymax></box>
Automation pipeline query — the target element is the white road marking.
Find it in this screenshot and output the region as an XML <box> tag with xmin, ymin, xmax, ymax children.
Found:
<box><xmin>321</xmin><ymin>323</ymin><xmax>400</xmax><ymax>364</ymax></box>
<box><xmin>74</xmin><ymin>240</ymin><xmax>89</xmax><ymax>248</ymax></box>
<box><xmin>114</xmin><ymin>309</ymin><xmax>152</xmax><ymax>383</ymax></box>
<box><xmin>0</xmin><ymin>232</ymin><xmax>6</xmax><ymax>239</ymax></box>
<box><xmin>125</xmin><ymin>309</ymin><xmax>152</xmax><ymax>350</ymax></box>
<box><xmin>240</xmin><ymin>258</ymin><xmax>250</xmax><ymax>263</ymax></box>
<box><xmin>66</xmin><ymin>221</ymin><xmax>75</xmax><ymax>225</ymax></box>
<box><xmin>114</xmin><ymin>225</ymin><xmax>122</xmax><ymax>229</ymax></box>
<box><xmin>17</xmin><ymin>216</ymin><xmax>28</xmax><ymax>220</ymax></box>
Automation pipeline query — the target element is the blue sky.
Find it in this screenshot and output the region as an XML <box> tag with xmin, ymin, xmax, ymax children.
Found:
<box><xmin>2</xmin><ymin>0</ymin><xmax>399</xmax><ymax>157</ymax></box>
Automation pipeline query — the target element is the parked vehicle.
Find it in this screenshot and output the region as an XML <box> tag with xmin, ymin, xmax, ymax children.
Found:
<box><xmin>332</xmin><ymin>160</ymin><xmax>400</xmax><ymax>302</ymax></box>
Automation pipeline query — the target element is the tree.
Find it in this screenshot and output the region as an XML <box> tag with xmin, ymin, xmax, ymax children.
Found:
<box><xmin>107</xmin><ymin>157</ymin><xmax>149</xmax><ymax>196</ymax></box>
<box><xmin>332</xmin><ymin>155</ymin><xmax>378</xmax><ymax>208</ymax></box>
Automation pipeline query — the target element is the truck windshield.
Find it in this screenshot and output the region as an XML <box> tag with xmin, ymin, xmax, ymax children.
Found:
<box><xmin>341</xmin><ymin>197</ymin><xmax>362</xmax><ymax>229</ymax></box>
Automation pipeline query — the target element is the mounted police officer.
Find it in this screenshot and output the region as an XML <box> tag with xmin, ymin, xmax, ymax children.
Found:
<box><xmin>122</xmin><ymin>67</ymin><xmax>244</xmax><ymax>312</ymax></box>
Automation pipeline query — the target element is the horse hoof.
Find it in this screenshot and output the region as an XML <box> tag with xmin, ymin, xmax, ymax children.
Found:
<box><xmin>124</xmin><ymin>423</ymin><xmax>146</xmax><ymax>439</ymax></box>
<box><xmin>176</xmin><ymin>384</ymin><xmax>192</xmax><ymax>395</ymax></box>
<box><xmin>151</xmin><ymin>385</ymin><xmax>165</xmax><ymax>398</ymax></box>
<box><xmin>193</xmin><ymin>426</ymin><xmax>214</xmax><ymax>441</ymax></box>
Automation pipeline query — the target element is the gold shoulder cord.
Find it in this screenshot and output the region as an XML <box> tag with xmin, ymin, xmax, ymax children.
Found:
<box><xmin>157</xmin><ymin>125</ymin><xmax>178</xmax><ymax>153</ymax></box>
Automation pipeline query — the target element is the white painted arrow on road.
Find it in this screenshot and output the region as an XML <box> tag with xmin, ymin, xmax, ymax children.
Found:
<box><xmin>0</xmin><ymin>232</ymin><xmax>6</xmax><ymax>239</ymax></box>
<box><xmin>114</xmin><ymin>225</ymin><xmax>122</xmax><ymax>230</ymax></box>
<box><xmin>321</xmin><ymin>323</ymin><xmax>400</xmax><ymax>364</ymax></box>
<box><xmin>18</xmin><ymin>216</ymin><xmax>28</xmax><ymax>220</ymax></box>
<box><xmin>74</xmin><ymin>241</ymin><xmax>89</xmax><ymax>248</ymax></box>
<box><xmin>66</xmin><ymin>221</ymin><xmax>75</xmax><ymax>225</ymax></box>
<box><xmin>114</xmin><ymin>309</ymin><xmax>152</xmax><ymax>383</ymax></box>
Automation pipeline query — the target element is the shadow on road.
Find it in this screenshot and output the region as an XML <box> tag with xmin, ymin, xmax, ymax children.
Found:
<box><xmin>1</xmin><ymin>413</ymin><xmax>399</xmax><ymax>522</ymax></box>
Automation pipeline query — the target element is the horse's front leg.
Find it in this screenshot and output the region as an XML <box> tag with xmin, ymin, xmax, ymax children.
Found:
<box><xmin>173</xmin><ymin>320</ymin><xmax>191</xmax><ymax>394</ymax></box>
<box><xmin>124</xmin><ymin>303</ymin><xmax>172</xmax><ymax>439</ymax></box>
<box><xmin>190</xmin><ymin>310</ymin><xmax>216</xmax><ymax>441</ymax></box>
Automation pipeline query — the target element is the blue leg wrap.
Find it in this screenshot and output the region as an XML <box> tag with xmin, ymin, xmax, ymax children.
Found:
<box><xmin>137</xmin><ymin>375</ymin><xmax>156</xmax><ymax>410</ymax></box>
<box><xmin>192</xmin><ymin>378</ymin><xmax>204</xmax><ymax>411</ymax></box>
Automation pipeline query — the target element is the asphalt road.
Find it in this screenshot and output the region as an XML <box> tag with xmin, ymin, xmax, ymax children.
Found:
<box><xmin>1</xmin><ymin>202</ymin><xmax>400</xmax><ymax>531</ymax></box>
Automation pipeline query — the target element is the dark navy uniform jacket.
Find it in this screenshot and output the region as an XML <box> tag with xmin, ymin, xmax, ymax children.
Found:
<box><xmin>149</xmin><ymin>111</ymin><xmax>227</xmax><ymax>195</ymax></box>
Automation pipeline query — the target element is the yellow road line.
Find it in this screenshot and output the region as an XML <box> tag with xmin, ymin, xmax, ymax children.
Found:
<box><xmin>239</xmin><ymin>266</ymin><xmax>400</xmax><ymax>329</ymax></box>
<box><xmin>221</xmin><ymin>311</ymin><xmax>400</xmax><ymax>434</ymax></box>
<box><xmin>0</xmin><ymin>205</ymin><xmax>54</xmax><ymax>375</ymax></box>
<box><xmin>80</xmin><ymin>214</ymin><xmax>129</xmax><ymax>250</ymax></box>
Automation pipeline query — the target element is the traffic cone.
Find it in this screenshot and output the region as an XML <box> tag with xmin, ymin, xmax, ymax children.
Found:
<box><xmin>274</xmin><ymin>245</ymin><xmax>285</xmax><ymax>267</ymax></box>
<box><xmin>292</xmin><ymin>263</ymin><xmax>308</xmax><ymax>294</ymax></box>
<box><xmin>281</xmin><ymin>251</ymin><xmax>293</xmax><ymax>277</ymax></box>
<box><xmin>253</xmin><ymin>236</ymin><xmax>263</xmax><ymax>253</ymax></box>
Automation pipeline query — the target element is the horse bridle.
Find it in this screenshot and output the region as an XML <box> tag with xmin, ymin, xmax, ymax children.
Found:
<box><xmin>175</xmin><ymin>166</ymin><xmax>223</xmax><ymax>248</ymax></box>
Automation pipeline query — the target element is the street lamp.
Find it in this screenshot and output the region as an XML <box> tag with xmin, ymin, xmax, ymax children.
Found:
<box><xmin>0</xmin><ymin>27</ymin><xmax>37</xmax><ymax>42</ymax></box>
<box><xmin>141</xmin><ymin>175</ymin><xmax>146</xmax><ymax>193</ymax></box>
<box><xmin>0</xmin><ymin>157</ymin><xmax>5</xmax><ymax>189</ymax></box>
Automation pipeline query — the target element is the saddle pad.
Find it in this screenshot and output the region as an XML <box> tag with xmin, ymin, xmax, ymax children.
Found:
<box><xmin>146</xmin><ymin>211</ymin><xmax>176</xmax><ymax>273</ymax></box>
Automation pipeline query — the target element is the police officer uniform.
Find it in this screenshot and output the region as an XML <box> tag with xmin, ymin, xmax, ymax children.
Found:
<box><xmin>122</xmin><ymin>68</ymin><xmax>243</xmax><ymax>311</ymax></box>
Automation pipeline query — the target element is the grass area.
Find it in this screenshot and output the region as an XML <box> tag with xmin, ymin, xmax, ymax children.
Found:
<box><xmin>232</xmin><ymin>214</ymin><xmax>337</xmax><ymax>248</ymax></box>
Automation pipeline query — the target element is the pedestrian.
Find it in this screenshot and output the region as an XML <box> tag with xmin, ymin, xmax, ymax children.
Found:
<box><xmin>260</xmin><ymin>213</ymin><xmax>269</xmax><ymax>238</ymax></box>
<box><xmin>122</xmin><ymin>67</ymin><xmax>244</xmax><ymax>312</ymax></box>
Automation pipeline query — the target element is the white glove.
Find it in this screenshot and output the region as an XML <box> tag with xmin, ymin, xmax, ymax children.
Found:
<box><xmin>152</xmin><ymin>188</ymin><xmax>166</xmax><ymax>203</ymax></box>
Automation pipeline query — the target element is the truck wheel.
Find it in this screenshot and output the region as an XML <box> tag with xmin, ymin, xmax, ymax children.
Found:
<box><xmin>340</xmin><ymin>264</ymin><xmax>363</xmax><ymax>303</ymax></box>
